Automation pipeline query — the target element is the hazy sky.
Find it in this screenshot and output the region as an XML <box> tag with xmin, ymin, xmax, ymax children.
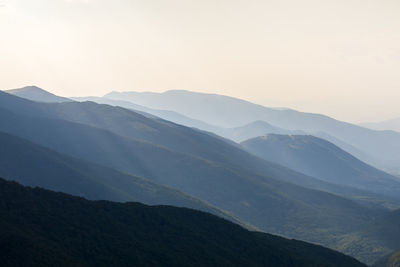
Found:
<box><xmin>1</xmin><ymin>0</ymin><xmax>399</xmax><ymax>122</ymax></box>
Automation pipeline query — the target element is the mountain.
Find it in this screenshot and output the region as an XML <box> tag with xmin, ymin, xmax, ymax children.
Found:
<box><xmin>71</xmin><ymin>95</ymin><xmax>372</xmax><ymax>162</ymax></box>
<box><xmin>72</xmin><ymin>96</ymin><xmax>221</xmax><ymax>133</ymax></box>
<box><xmin>361</xmin><ymin>118</ymin><xmax>400</xmax><ymax>133</ymax></box>
<box><xmin>104</xmin><ymin>90</ymin><xmax>400</xmax><ymax>173</ymax></box>
<box><xmin>0</xmin><ymin>131</ymin><xmax>246</xmax><ymax>226</ymax></box>
<box><xmin>0</xmin><ymin>178</ymin><xmax>366</xmax><ymax>267</ymax></box>
<box><xmin>0</xmin><ymin>105</ymin><xmax>383</xmax><ymax>247</ymax></box>
<box><xmin>241</xmin><ymin>134</ymin><xmax>400</xmax><ymax>199</ymax></box>
<box><xmin>0</xmin><ymin>90</ymin><xmax>388</xmax><ymax>261</ymax></box>
<box><xmin>0</xmin><ymin>89</ymin><xmax>384</xmax><ymax>204</ymax></box>
<box><xmin>5</xmin><ymin>86</ymin><xmax>72</xmax><ymax>103</ymax></box>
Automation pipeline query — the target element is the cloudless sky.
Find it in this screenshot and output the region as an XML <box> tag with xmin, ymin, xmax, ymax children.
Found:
<box><xmin>0</xmin><ymin>0</ymin><xmax>399</xmax><ymax>122</ymax></box>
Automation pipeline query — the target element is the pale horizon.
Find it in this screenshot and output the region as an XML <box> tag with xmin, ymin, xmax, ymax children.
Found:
<box><xmin>1</xmin><ymin>0</ymin><xmax>400</xmax><ymax>123</ymax></box>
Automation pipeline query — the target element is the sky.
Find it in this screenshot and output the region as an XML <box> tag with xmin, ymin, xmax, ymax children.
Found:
<box><xmin>0</xmin><ymin>0</ymin><xmax>399</xmax><ymax>123</ymax></box>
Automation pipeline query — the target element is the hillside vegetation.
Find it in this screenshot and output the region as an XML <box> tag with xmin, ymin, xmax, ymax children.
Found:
<box><xmin>0</xmin><ymin>178</ymin><xmax>366</xmax><ymax>267</ymax></box>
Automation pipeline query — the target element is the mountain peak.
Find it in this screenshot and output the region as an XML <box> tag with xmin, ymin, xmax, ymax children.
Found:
<box><xmin>5</xmin><ymin>85</ymin><xmax>72</xmax><ymax>103</ymax></box>
<box><xmin>6</xmin><ymin>85</ymin><xmax>44</xmax><ymax>93</ymax></box>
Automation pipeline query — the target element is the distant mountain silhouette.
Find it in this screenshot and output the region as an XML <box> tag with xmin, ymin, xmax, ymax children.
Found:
<box><xmin>361</xmin><ymin>117</ymin><xmax>400</xmax><ymax>133</ymax></box>
<box><xmin>0</xmin><ymin>178</ymin><xmax>366</xmax><ymax>267</ymax></box>
<box><xmin>104</xmin><ymin>90</ymin><xmax>400</xmax><ymax>173</ymax></box>
<box><xmin>5</xmin><ymin>86</ymin><xmax>72</xmax><ymax>103</ymax></box>
<box><xmin>241</xmin><ymin>134</ymin><xmax>400</xmax><ymax>199</ymax></box>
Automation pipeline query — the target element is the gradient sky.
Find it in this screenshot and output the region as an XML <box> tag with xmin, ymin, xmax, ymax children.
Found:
<box><xmin>0</xmin><ymin>0</ymin><xmax>399</xmax><ymax>122</ymax></box>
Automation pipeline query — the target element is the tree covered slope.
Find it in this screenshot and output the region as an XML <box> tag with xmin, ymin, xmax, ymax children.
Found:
<box><xmin>0</xmin><ymin>178</ymin><xmax>366</xmax><ymax>267</ymax></box>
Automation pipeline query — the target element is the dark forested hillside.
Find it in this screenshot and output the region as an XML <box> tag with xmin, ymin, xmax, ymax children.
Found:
<box><xmin>0</xmin><ymin>178</ymin><xmax>366</xmax><ymax>267</ymax></box>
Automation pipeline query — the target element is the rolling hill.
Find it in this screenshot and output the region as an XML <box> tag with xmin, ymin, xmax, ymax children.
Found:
<box><xmin>0</xmin><ymin>178</ymin><xmax>367</xmax><ymax>267</ymax></box>
<box><xmin>241</xmin><ymin>134</ymin><xmax>400</xmax><ymax>199</ymax></box>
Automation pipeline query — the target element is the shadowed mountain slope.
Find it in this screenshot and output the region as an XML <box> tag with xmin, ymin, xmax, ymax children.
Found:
<box><xmin>0</xmin><ymin>178</ymin><xmax>366</xmax><ymax>267</ymax></box>
<box><xmin>241</xmin><ymin>134</ymin><xmax>400</xmax><ymax>199</ymax></box>
<box><xmin>0</xmin><ymin>131</ymin><xmax>244</xmax><ymax>225</ymax></box>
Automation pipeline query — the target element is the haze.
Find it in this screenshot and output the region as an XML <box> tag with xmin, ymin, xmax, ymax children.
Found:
<box><xmin>1</xmin><ymin>0</ymin><xmax>399</xmax><ymax>122</ymax></box>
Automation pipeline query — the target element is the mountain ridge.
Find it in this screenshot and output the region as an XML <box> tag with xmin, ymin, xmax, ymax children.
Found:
<box><xmin>241</xmin><ymin>134</ymin><xmax>400</xmax><ymax>200</ymax></box>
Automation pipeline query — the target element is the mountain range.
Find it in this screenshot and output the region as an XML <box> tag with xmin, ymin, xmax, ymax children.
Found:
<box><xmin>3</xmin><ymin>86</ymin><xmax>400</xmax><ymax>264</ymax></box>
<box><xmin>104</xmin><ymin>90</ymin><xmax>400</xmax><ymax>174</ymax></box>
<box><xmin>361</xmin><ymin>117</ymin><xmax>400</xmax><ymax>133</ymax></box>
<box><xmin>0</xmin><ymin>91</ymin><xmax>382</xmax><ymax>252</ymax></box>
